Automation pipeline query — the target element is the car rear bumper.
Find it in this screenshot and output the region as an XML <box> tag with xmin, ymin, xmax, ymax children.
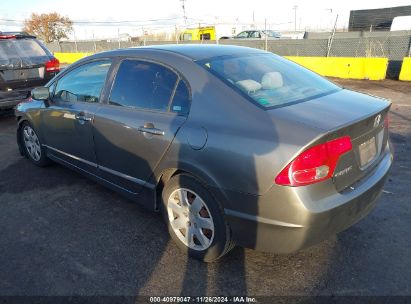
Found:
<box><xmin>221</xmin><ymin>148</ymin><xmax>393</xmax><ymax>253</ymax></box>
<box><xmin>0</xmin><ymin>74</ymin><xmax>54</xmax><ymax>109</ymax></box>
<box><xmin>0</xmin><ymin>88</ymin><xmax>34</xmax><ymax>109</ymax></box>
<box><xmin>0</xmin><ymin>98</ymin><xmax>23</xmax><ymax>109</ymax></box>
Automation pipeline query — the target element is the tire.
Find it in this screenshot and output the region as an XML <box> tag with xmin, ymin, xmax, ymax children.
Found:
<box><xmin>20</xmin><ymin>121</ymin><xmax>50</xmax><ymax>167</ymax></box>
<box><xmin>161</xmin><ymin>174</ymin><xmax>234</xmax><ymax>262</ymax></box>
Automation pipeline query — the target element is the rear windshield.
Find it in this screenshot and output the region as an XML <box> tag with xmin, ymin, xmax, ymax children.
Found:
<box><xmin>201</xmin><ymin>53</ymin><xmax>340</xmax><ymax>108</ymax></box>
<box><xmin>0</xmin><ymin>38</ymin><xmax>49</xmax><ymax>68</ymax></box>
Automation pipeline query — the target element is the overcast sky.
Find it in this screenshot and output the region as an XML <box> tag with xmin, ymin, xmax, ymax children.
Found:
<box><xmin>1</xmin><ymin>0</ymin><xmax>411</xmax><ymax>39</ymax></box>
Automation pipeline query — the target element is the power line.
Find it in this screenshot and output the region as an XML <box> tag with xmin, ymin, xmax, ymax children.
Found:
<box><xmin>0</xmin><ymin>16</ymin><xmax>190</xmax><ymax>25</ymax></box>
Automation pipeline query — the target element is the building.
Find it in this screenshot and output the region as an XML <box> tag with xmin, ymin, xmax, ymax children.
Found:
<box><xmin>348</xmin><ymin>5</ymin><xmax>411</xmax><ymax>31</ymax></box>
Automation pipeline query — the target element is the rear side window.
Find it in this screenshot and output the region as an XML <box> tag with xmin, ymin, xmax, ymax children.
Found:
<box><xmin>250</xmin><ymin>31</ymin><xmax>261</xmax><ymax>38</ymax></box>
<box><xmin>54</xmin><ymin>60</ymin><xmax>111</xmax><ymax>103</ymax></box>
<box><xmin>170</xmin><ymin>80</ymin><xmax>190</xmax><ymax>115</ymax></box>
<box><xmin>109</xmin><ymin>60</ymin><xmax>178</xmax><ymax>112</ymax></box>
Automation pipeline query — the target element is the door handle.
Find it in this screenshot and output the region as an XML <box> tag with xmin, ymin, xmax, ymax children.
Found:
<box><xmin>138</xmin><ymin>123</ymin><xmax>165</xmax><ymax>136</ymax></box>
<box><xmin>75</xmin><ymin>113</ymin><xmax>92</xmax><ymax>122</ymax></box>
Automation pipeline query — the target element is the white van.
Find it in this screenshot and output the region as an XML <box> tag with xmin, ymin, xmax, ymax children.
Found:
<box><xmin>391</xmin><ymin>16</ymin><xmax>411</xmax><ymax>31</ymax></box>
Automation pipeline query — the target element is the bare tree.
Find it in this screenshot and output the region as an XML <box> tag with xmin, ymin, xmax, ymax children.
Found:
<box><xmin>23</xmin><ymin>12</ymin><xmax>73</xmax><ymax>43</ymax></box>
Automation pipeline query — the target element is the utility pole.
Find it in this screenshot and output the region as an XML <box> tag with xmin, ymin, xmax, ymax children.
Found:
<box><xmin>293</xmin><ymin>5</ymin><xmax>298</xmax><ymax>32</ymax></box>
<box><xmin>92</xmin><ymin>31</ymin><xmax>96</xmax><ymax>52</ymax></box>
<box><xmin>117</xmin><ymin>28</ymin><xmax>121</xmax><ymax>49</ymax></box>
<box><xmin>180</xmin><ymin>0</ymin><xmax>187</xmax><ymax>25</ymax></box>
<box><xmin>175</xmin><ymin>25</ymin><xmax>179</xmax><ymax>44</ymax></box>
<box><xmin>215</xmin><ymin>16</ymin><xmax>219</xmax><ymax>44</ymax></box>
<box><xmin>73</xmin><ymin>28</ymin><xmax>78</xmax><ymax>53</ymax></box>
<box><xmin>142</xmin><ymin>26</ymin><xmax>146</xmax><ymax>46</ymax></box>
<box><xmin>264</xmin><ymin>19</ymin><xmax>268</xmax><ymax>51</ymax></box>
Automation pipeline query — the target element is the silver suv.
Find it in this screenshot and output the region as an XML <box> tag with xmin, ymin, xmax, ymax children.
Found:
<box><xmin>0</xmin><ymin>32</ymin><xmax>60</xmax><ymax>110</ymax></box>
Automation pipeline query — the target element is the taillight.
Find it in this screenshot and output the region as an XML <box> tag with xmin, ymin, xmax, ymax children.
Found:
<box><xmin>275</xmin><ymin>136</ymin><xmax>353</xmax><ymax>186</ymax></box>
<box><xmin>384</xmin><ymin>115</ymin><xmax>389</xmax><ymax>129</ymax></box>
<box><xmin>45</xmin><ymin>58</ymin><xmax>60</xmax><ymax>72</ymax></box>
<box><xmin>0</xmin><ymin>35</ymin><xmax>16</xmax><ymax>39</ymax></box>
<box><xmin>17</xmin><ymin>97</ymin><xmax>34</xmax><ymax>106</ymax></box>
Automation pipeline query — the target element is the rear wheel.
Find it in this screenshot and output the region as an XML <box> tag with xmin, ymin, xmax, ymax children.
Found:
<box><xmin>21</xmin><ymin>121</ymin><xmax>50</xmax><ymax>167</ymax></box>
<box><xmin>161</xmin><ymin>174</ymin><xmax>234</xmax><ymax>262</ymax></box>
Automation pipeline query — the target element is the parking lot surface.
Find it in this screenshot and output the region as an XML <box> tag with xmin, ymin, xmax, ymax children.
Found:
<box><xmin>0</xmin><ymin>79</ymin><xmax>410</xmax><ymax>296</ymax></box>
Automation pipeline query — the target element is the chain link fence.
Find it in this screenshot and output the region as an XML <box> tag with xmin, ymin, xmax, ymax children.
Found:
<box><xmin>45</xmin><ymin>31</ymin><xmax>411</xmax><ymax>59</ymax></box>
<box><xmin>45</xmin><ymin>31</ymin><xmax>411</xmax><ymax>78</ymax></box>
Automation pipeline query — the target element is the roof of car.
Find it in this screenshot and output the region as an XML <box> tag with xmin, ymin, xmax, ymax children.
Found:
<box><xmin>98</xmin><ymin>44</ymin><xmax>267</xmax><ymax>61</ymax></box>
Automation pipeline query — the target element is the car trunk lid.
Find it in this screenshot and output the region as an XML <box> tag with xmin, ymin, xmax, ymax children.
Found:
<box><xmin>270</xmin><ymin>89</ymin><xmax>391</xmax><ymax>191</ymax></box>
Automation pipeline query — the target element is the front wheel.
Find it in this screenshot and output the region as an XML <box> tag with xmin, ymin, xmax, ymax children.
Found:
<box><xmin>21</xmin><ymin>121</ymin><xmax>50</xmax><ymax>167</ymax></box>
<box><xmin>161</xmin><ymin>174</ymin><xmax>234</xmax><ymax>262</ymax></box>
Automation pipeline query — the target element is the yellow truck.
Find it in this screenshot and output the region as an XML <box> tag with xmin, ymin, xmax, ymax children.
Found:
<box><xmin>180</xmin><ymin>26</ymin><xmax>217</xmax><ymax>41</ymax></box>
<box><xmin>180</xmin><ymin>24</ymin><xmax>247</xmax><ymax>41</ymax></box>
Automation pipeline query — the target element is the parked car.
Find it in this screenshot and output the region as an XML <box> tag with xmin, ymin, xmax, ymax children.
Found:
<box><xmin>229</xmin><ymin>30</ymin><xmax>281</xmax><ymax>39</ymax></box>
<box><xmin>0</xmin><ymin>32</ymin><xmax>59</xmax><ymax>110</ymax></box>
<box><xmin>15</xmin><ymin>45</ymin><xmax>392</xmax><ymax>262</ymax></box>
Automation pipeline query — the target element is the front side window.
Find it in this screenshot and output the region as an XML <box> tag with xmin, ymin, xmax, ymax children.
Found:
<box><xmin>182</xmin><ymin>33</ymin><xmax>192</xmax><ymax>41</ymax></box>
<box><xmin>109</xmin><ymin>60</ymin><xmax>178</xmax><ymax>112</ymax></box>
<box><xmin>200</xmin><ymin>33</ymin><xmax>211</xmax><ymax>40</ymax></box>
<box><xmin>54</xmin><ymin>60</ymin><xmax>111</xmax><ymax>103</ymax></box>
<box><xmin>202</xmin><ymin>53</ymin><xmax>340</xmax><ymax>109</ymax></box>
<box><xmin>235</xmin><ymin>31</ymin><xmax>249</xmax><ymax>38</ymax></box>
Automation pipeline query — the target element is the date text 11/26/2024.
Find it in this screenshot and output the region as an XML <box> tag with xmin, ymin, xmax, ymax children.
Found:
<box><xmin>149</xmin><ymin>296</ymin><xmax>257</xmax><ymax>303</ymax></box>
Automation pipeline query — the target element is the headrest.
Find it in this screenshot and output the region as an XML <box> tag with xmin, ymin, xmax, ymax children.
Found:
<box><xmin>261</xmin><ymin>72</ymin><xmax>283</xmax><ymax>89</ymax></box>
<box><xmin>236</xmin><ymin>79</ymin><xmax>262</xmax><ymax>93</ymax></box>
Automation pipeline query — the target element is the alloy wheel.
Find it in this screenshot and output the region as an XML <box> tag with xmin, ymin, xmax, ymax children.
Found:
<box><xmin>23</xmin><ymin>125</ymin><xmax>41</xmax><ymax>162</ymax></box>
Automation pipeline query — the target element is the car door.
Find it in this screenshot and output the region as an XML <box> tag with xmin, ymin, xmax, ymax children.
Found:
<box><xmin>41</xmin><ymin>60</ymin><xmax>112</xmax><ymax>173</ymax></box>
<box><xmin>93</xmin><ymin>59</ymin><xmax>190</xmax><ymax>195</ymax></box>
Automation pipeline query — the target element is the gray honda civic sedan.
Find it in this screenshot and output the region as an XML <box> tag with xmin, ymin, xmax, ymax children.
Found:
<box><xmin>15</xmin><ymin>45</ymin><xmax>392</xmax><ymax>262</ymax></box>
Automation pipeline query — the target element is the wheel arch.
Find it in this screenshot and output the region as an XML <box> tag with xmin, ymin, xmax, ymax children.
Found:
<box><xmin>153</xmin><ymin>165</ymin><xmax>230</xmax><ymax>213</ymax></box>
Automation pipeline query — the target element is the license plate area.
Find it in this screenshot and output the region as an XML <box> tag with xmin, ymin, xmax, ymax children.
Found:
<box><xmin>358</xmin><ymin>136</ymin><xmax>377</xmax><ymax>168</ymax></box>
<box><xmin>2</xmin><ymin>67</ymin><xmax>44</xmax><ymax>81</ymax></box>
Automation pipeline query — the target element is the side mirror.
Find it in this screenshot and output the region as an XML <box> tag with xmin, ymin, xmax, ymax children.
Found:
<box><xmin>31</xmin><ymin>87</ymin><xmax>50</xmax><ymax>101</ymax></box>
